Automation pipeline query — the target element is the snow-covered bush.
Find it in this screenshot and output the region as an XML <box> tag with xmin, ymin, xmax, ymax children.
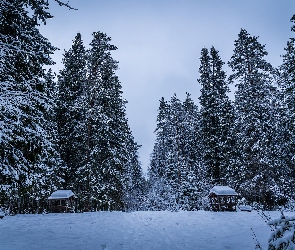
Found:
<box><xmin>268</xmin><ymin>211</ymin><xmax>295</xmax><ymax>249</ymax></box>
<box><xmin>283</xmin><ymin>200</ymin><xmax>295</xmax><ymax>212</ymax></box>
<box><xmin>0</xmin><ymin>207</ymin><xmax>5</xmax><ymax>218</ymax></box>
<box><xmin>238</xmin><ymin>197</ymin><xmax>248</xmax><ymax>206</ymax></box>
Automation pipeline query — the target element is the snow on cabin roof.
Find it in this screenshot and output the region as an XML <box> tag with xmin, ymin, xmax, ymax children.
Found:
<box><xmin>48</xmin><ymin>190</ymin><xmax>75</xmax><ymax>200</ymax></box>
<box><xmin>210</xmin><ymin>186</ymin><xmax>237</xmax><ymax>196</ymax></box>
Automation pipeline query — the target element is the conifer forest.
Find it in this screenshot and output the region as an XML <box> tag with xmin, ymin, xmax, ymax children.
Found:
<box><xmin>1</xmin><ymin>0</ymin><xmax>295</xmax><ymax>214</ymax></box>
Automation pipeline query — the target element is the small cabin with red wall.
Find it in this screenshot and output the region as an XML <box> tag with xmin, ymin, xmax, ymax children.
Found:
<box><xmin>209</xmin><ymin>186</ymin><xmax>238</xmax><ymax>211</ymax></box>
<box><xmin>48</xmin><ymin>190</ymin><xmax>76</xmax><ymax>213</ymax></box>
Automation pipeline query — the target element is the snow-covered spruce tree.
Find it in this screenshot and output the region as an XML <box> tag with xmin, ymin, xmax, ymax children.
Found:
<box><xmin>148</xmin><ymin>97</ymin><xmax>171</xmax><ymax>210</ymax></box>
<box><xmin>56</xmin><ymin>33</ymin><xmax>88</xmax><ymax>195</ymax></box>
<box><xmin>40</xmin><ymin>69</ymin><xmax>64</xmax><ymax>203</ymax></box>
<box><xmin>151</xmin><ymin>95</ymin><xmax>185</xmax><ymax>211</ymax></box>
<box><xmin>165</xmin><ymin>94</ymin><xmax>184</xmax><ymax>211</ymax></box>
<box><xmin>0</xmin><ymin>0</ymin><xmax>70</xmax><ymax>213</ymax></box>
<box><xmin>228</xmin><ymin>29</ymin><xmax>288</xmax><ymax>208</ymax></box>
<box><xmin>148</xmin><ymin>94</ymin><xmax>206</xmax><ymax>211</ymax></box>
<box><xmin>149</xmin><ymin>98</ymin><xmax>170</xmax><ymax>180</ymax></box>
<box><xmin>198</xmin><ymin>47</ymin><xmax>234</xmax><ymax>185</ymax></box>
<box><xmin>280</xmin><ymin>14</ymin><xmax>295</xmax><ymax>197</ymax></box>
<box><xmin>81</xmin><ymin>31</ymin><xmax>143</xmax><ymax>211</ymax></box>
<box><xmin>180</xmin><ymin>93</ymin><xmax>208</xmax><ymax>210</ymax></box>
<box><xmin>121</xmin><ymin>132</ymin><xmax>147</xmax><ymax>211</ymax></box>
<box><xmin>269</xmin><ymin>93</ymin><xmax>293</xmax><ymax>206</ymax></box>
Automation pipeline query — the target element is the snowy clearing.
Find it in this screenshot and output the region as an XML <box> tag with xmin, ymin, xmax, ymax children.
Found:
<box><xmin>0</xmin><ymin>210</ymin><xmax>291</xmax><ymax>250</ymax></box>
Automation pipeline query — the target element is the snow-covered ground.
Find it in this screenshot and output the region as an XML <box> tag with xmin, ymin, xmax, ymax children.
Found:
<box><xmin>0</xmin><ymin>210</ymin><xmax>290</xmax><ymax>250</ymax></box>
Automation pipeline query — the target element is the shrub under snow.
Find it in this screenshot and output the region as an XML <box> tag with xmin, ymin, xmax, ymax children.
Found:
<box><xmin>268</xmin><ymin>211</ymin><xmax>295</xmax><ymax>250</ymax></box>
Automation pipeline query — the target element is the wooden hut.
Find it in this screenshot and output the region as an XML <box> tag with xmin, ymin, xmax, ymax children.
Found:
<box><xmin>48</xmin><ymin>190</ymin><xmax>76</xmax><ymax>213</ymax></box>
<box><xmin>209</xmin><ymin>186</ymin><xmax>238</xmax><ymax>211</ymax></box>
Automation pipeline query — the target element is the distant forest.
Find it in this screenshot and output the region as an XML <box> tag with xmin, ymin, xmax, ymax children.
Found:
<box><xmin>1</xmin><ymin>0</ymin><xmax>295</xmax><ymax>213</ymax></box>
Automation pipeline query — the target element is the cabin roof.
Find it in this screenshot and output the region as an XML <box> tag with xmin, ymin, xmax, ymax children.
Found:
<box><xmin>210</xmin><ymin>186</ymin><xmax>237</xmax><ymax>196</ymax></box>
<box><xmin>48</xmin><ymin>190</ymin><xmax>75</xmax><ymax>200</ymax></box>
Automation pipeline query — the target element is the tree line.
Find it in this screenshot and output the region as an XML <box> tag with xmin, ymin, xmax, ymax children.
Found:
<box><xmin>1</xmin><ymin>0</ymin><xmax>295</xmax><ymax>214</ymax></box>
<box><xmin>147</xmin><ymin>20</ymin><xmax>295</xmax><ymax>211</ymax></box>
<box><xmin>0</xmin><ymin>0</ymin><xmax>145</xmax><ymax>213</ymax></box>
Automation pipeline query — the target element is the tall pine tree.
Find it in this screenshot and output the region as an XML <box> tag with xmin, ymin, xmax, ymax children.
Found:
<box><xmin>228</xmin><ymin>29</ymin><xmax>287</xmax><ymax>208</ymax></box>
<box><xmin>57</xmin><ymin>32</ymin><xmax>88</xmax><ymax>194</ymax></box>
<box><xmin>280</xmin><ymin>14</ymin><xmax>295</xmax><ymax>186</ymax></box>
<box><xmin>198</xmin><ymin>47</ymin><xmax>233</xmax><ymax>185</ymax></box>
<box><xmin>148</xmin><ymin>94</ymin><xmax>206</xmax><ymax>211</ymax></box>
<box><xmin>80</xmin><ymin>31</ymin><xmax>143</xmax><ymax>211</ymax></box>
<box><xmin>0</xmin><ymin>0</ymin><xmax>70</xmax><ymax>213</ymax></box>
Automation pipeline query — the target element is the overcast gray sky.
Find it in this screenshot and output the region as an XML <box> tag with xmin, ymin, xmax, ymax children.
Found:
<box><xmin>41</xmin><ymin>0</ymin><xmax>295</xmax><ymax>173</ymax></box>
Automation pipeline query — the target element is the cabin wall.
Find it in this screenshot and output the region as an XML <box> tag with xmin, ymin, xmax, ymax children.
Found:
<box><xmin>48</xmin><ymin>197</ymin><xmax>76</xmax><ymax>213</ymax></box>
<box><xmin>209</xmin><ymin>193</ymin><xmax>237</xmax><ymax>211</ymax></box>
